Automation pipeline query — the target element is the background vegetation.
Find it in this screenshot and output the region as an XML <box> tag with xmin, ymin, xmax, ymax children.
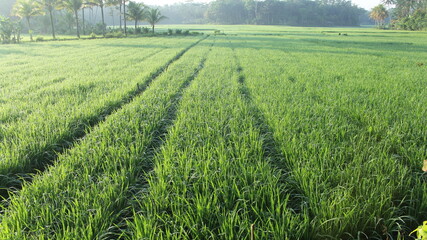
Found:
<box><xmin>1</xmin><ymin>0</ymin><xmax>372</xmax><ymax>42</ymax></box>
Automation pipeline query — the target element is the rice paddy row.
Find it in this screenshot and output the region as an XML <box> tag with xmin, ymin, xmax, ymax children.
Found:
<box><xmin>0</xmin><ymin>36</ymin><xmax>213</xmax><ymax>239</ymax></box>
<box><xmin>0</xmin><ymin>37</ymin><xmax>204</xmax><ymax>192</ymax></box>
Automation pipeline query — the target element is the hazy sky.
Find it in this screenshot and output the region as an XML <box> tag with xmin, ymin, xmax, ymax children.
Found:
<box><xmin>142</xmin><ymin>0</ymin><xmax>383</xmax><ymax>11</ymax></box>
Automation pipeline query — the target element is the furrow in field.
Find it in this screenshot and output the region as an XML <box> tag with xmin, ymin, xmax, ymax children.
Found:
<box><xmin>0</xmin><ymin>43</ymin><xmax>122</xmax><ymax>93</ymax></box>
<box><xmin>232</xmin><ymin>35</ymin><xmax>427</xmax><ymax>238</ymax></box>
<box><xmin>0</xmin><ymin>37</ymin><xmax>211</xmax><ymax>240</ymax></box>
<box><xmin>231</xmin><ymin>48</ymin><xmax>307</xmax><ymax>213</ymax></box>
<box><xmin>102</xmin><ymin>43</ymin><xmax>213</xmax><ymax>239</ymax></box>
<box><xmin>0</xmin><ymin>46</ymin><xmax>168</xmax><ymax>125</ymax></box>
<box><xmin>0</xmin><ymin>36</ymin><xmax>208</xmax><ymax>198</ymax></box>
<box><xmin>124</xmin><ymin>39</ymin><xmax>304</xmax><ymax>240</ymax></box>
<box><xmin>12</xmin><ymin>47</ymin><xmax>167</xmax><ymax>99</ymax></box>
<box><xmin>280</xmin><ymin>37</ymin><xmax>427</xmax><ymax>235</ymax></box>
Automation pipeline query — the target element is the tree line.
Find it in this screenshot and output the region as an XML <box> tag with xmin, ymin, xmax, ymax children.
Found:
<box><xmin>158</xmin><ymin>0</ymin><xmax>366</xmax><ymax>26</ymax></box>
<box><xmin>1</xmin><ymin>0</ymin><xmax>166</xmax><ymax>43</ymax></box>
<box><xmin>370</xmin><ymin>0</ymin><xmax>427</xmax><ymax>30</ymax></box>
<box><xmin>2</xmin><ymin>0</ymin><xmax>427</xmax><ymax>44</ymax></box>
<box><xmin>204</xmin><ymin>0</ymin><xmax>365</xmax><ymax>26</ymax></box>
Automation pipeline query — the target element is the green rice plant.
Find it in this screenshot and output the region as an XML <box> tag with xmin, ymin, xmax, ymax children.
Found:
<box><xmin>230</xmin><ymin>32</ymin><xmax>427</xmax><ymax>238</ymax></box>
<box><xmin>125</xmin><ymin>38</ymin><xmax>306</xmax><ymax>240</ymax></box>
<box><xmin>0</xmin><ymin>37</ymin><xmax>204</xmax><ymax>191</ymax></box>
<box><xmin>0</xmin><ymin>37</ymin><xmax>213</xmax><ymax>239</ymax></box>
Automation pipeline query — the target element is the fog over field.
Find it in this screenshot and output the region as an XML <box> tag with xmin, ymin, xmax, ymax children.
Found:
<box><xmin>141</xmin><ymin>0</ymin><xmax>382</xmax><ymax>10</ymax></box>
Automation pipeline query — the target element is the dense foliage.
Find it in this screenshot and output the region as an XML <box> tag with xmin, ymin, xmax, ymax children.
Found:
<box><xmin>383</xmin><ymin>0</ymin><xmax>427</xmax><ymax>30</ymax></box>
<box><xmin>205</xmin><ymin>0</ymin><xmax>364</xmax><ymax>26</ymax></box>
<box><xmin>370</xmin><ymin>4</ymin><xmax>389</xmax><ymax>28</ymax></box>
<box><xmin>0</xmin><ymin>15</ymin><xmax>21</xmax><ymax>43</ymax></box>
<box><xmin>2</xmin><ymin>0</ymin><xmax>166</xmax><ymax>42</ymax></box>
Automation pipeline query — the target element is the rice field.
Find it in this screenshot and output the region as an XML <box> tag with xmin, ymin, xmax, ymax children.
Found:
<box><xmin>0</xmin><ymin>26</ymin><xmax>426</xmax><ymax>239</ymax></box>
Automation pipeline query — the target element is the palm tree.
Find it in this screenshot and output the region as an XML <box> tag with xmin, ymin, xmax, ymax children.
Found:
<box><xmin>81</xmin><ymin>0</ymin><xmax>92</xmax><ymax>35</ymax></box>
<box><xmin>126</xmin><ymin>1</ymin><xmax>145</xmax><ymax>32</ymax></box>
<box><xmin>12</xmin><ymin>0</ymin><xmax>41</xmax><ymax>41</ymax></box>
<box><xmin>35</xmin><ymin>0</ymin><xmax>59</xmax><ymax>39</ymax></box>
<box><xmin>89</xmin><ymin>0</ymin><xmax>105</xmax><ymax>35</ymax></box>
<box><xmin>382</xmin><ymin>0</ymin><xmax>422</xmax><ymax>18</ymax></box>
<box><xmin>145</xmin><ymin>8</ymin><xmax>166</xmax><ymax>33</ymax></box>
<box><xmin>61</xmin><ymin>0</ymin><xmax>83</xmax><ymax>38</ymax></box>
<box><xmin>123</xmin><ymin>0</ymin><xmax>127</xmax><ymax>35</ymax></box>
<box><xmin>370</xmin><ymin>4</ymin><xmax>389</xmax><ymax>28</ymax></box>
<box><xmin>106</xmin><ymin>0</ymin><xmax>122</xmax><ymax>30</ymax></box>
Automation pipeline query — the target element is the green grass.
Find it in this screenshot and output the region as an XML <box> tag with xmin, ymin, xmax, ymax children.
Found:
<box><xmin>0</xmin><ymin>26</ymin><xmax>426</xmax><ymax>239</ymax></box>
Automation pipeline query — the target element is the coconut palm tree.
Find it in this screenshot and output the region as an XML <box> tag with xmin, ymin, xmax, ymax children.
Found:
<box><xmin>80</xmin><ymin>0</ymin><xmax>92</xmax><ymax>35</ymax></box>
<box><xmin>123</xmin><ymin>0</ymin><xmax>127</xmax><ymax>35</ymax></box>
<box><xmin>106</xmin><ymin>0</ymin><xmax>122</xmax><ymax>30</ymax></box>
<box><xmin>61</xmin><ymin>0</ymin><xmax>83</xmax><ymax>38</ymax></box>
<box><xmin>145</xmin><ymin>8</ymin><xmax>166</xmax><ymax>33</ymax></box>
<box><xmin>35</xmin><ymin>0</ymin><xmax>59</xmax><ymax>39</ymax></box>
<box><xmin>126</xmin><ymin>1</ymin><xmax>145</xmax><ymax>32</ymax></box>
<box><xmin>12</xmin><ymin>0</ymin><xmax>41</xmax><ymax>41</ymax></box>
<box><xmin>370</xmin><ymin>4</ymin><xmax>389</xmax><ymax>28</ymax></box>
<box><xmin>88</xmin><ymin>0</ymin><xmax>106</xmax><ymax>35</ymax></box>
<box><xmin>382</xmin><ymin>0</ymin><xmax>423</xmax><ymax>18</ymax></box>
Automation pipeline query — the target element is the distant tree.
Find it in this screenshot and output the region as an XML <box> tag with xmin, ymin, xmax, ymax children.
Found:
<box><xmin>12</xmin><ymin>0</ymin><xmax>41</xmax><ymax>41</ymax></box>
<box><xmin>80</xmin><ymin>1</ymin><xmax>90</xmax><ymax>35</ymax></box>
<box><xmin>59</xmin><ymin>10</ymin><xmax>76</xmax><ymax>32</ymax></box>
<box><xmin>0</xmin><ymin>15</ymin><xmax>13</xmax><ymax>43</ymax></box>
<box><xmin>106</xmin><ymin>0</ymin><xmax>122</xmax><ymax>30</ymax></box>
<box><xmin>145</xmin><ymin>8</ymin><xmax>166</xmax><ymax>33</ymax></box>
<box><xmin>0</xmin><ymin>15</ymin><xmax>21</xmax><ymax>43</ymax></box>
<box><xmin>370</xmin><ymin>4</ymin><xmax>389</xmax><ymax>28</ymax></box>
<box><xmin>88</xmin><ymin>0</ymin><xmax>106</xmax><ymax>35</ymax></box>
<box><xmin>126</xmin><ymin>1</ymin><xmax>145</xmax><ymax>32</ymax></box>
<box><xmin>382</xmin><ymin>0</ymin><xmax>424</xmax><ymax>18</ymax></box>
<box><xmin>382</xmin><ymin>0</ymin><xmax>427</xmax><ymax>30</ymax></box>
<box><xmin>123</xmin><ymin>0</ymin><xmax>127</xmax><ymax>35</ymax></box>
<box><xmin>61</xmin><ymin>0</ymin><xmax>83</xmax><ymax>38</ymax></box>
<box><xmin>207</xmin><ymin>0</ymin><xmax>246</xmax><ymax>24</ymax></box>
<box><xmin>35</xmin><ymin>0</ymin><xmax>59</xmax><ymax>39</ymax></box>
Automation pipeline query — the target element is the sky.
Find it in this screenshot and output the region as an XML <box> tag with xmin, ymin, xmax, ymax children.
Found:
<box><xmin>142</xmin><ymin>0</ymin><xmax>383</xmax><ymax>11</ymax></box>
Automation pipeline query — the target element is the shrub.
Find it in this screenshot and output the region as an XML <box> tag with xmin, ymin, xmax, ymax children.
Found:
<box><xmin>105</xmin><ymin>32</ymin><xmax>114</xmax><ymax>38</ymax></box>
<box><xmin>104</xmin><ymin>31</ymin><xmax>124</xmax><ymax>38</ymax></box>
<box><xmin>0</xmin><ymin>15</ymin><xmax>21</xmax><ymax>44</ymax></box>
<box><xmin>114</xmin><ymin>31</ymin><xmax>124</xmax><ymax>38</ymax></box>
<box><xmin>394</xmin><ymin>9</ymin><xmax>427</xmax><ymax>30</ymax></box>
